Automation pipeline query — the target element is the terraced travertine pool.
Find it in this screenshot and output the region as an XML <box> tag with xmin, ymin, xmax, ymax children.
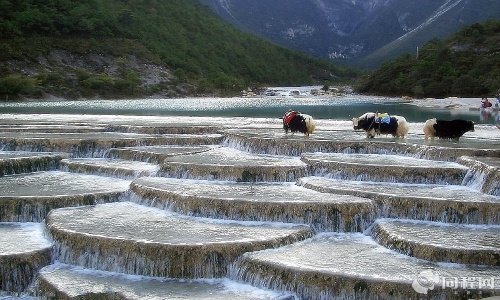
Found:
<box><xmin>0</xmin><ymin>96</ymin><xmax>499</xmax><ymax>300</ymax></box>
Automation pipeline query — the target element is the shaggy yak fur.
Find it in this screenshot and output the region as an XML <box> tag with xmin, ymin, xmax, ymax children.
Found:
<box><xmin>352</xmin><ymin>112</ymin><xmax>409</xmax><ymax>138</ymax></box>
<box><xmin>282</xmin><ymin>111</ymin><xmax>316</xmax><ymax>136</ymax></box>
<box><xmin>423</xmin><ymin>118</ymin><xmax>475</xmax><ymax>140</ymax></box>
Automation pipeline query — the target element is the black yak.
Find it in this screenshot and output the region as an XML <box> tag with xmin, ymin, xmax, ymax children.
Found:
<box><xmin>423</xmin><ymin>118</ymin><xmax>475</xmax><ymax>140</ymax></box>
<box><xmin>282</xmin><ymin>110</ymin><xmax>316</xmax><ymax>136</ymax></box>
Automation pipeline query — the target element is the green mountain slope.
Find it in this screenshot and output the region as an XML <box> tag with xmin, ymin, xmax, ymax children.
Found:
<box><xmin>354</xmin><ymin>19</ymin><xmax>500</xmax><ymax>98</ymax></box>
<box><xmin>0</xmin><ymin>0</ymin><xmax>352</xmax><ymax>100</ymax></box>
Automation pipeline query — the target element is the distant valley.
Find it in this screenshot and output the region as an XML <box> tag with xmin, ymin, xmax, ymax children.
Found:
<box><xmin>200</xmin><ymin>0</ymin><xmax>500</xmax><ymax>68</ymax></box>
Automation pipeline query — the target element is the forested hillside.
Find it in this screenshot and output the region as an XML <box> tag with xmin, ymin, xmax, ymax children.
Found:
<box><xmin>354</xmin><ymin>20</ymin><xmax>500</xmax><ymax>98</ymax></box>
<box><xmin>0</xmin><ymin>0</ymin><xmax>352</xmax><ymax>100</ymax></box>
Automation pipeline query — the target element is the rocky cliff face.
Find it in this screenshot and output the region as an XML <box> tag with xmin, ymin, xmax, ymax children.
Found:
<box><xmin>200</xmin><ymin>0</ymin><xmax>499</xmax><ymax>67</ymax></box>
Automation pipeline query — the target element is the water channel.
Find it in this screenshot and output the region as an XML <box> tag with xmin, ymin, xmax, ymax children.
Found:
<box><xmin>0</xmin><ymin>93</ymin><xmax>499</xmax><ymax>299</ymax></box>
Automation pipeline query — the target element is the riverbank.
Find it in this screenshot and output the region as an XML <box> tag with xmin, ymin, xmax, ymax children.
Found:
<box><xmin>407</xmin><ymin>97</ymin><xmax>499</xmax><ymax>111</ymax></box>
<box><xmin>406</xmin><ymin>97</ymin><xmax>500</xmax><ymax>126</ymax></box>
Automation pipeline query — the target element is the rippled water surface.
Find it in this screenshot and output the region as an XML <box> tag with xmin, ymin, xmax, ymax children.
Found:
<box><xmin>1</xmin><ymin>94</ymin><xmax>498</xmax><ymax>124</ymax></box>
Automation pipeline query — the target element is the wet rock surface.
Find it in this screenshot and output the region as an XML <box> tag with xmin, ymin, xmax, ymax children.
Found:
<box><xmin>130</xmin><ymin>177</ymin><xmax>374</xmax><ymax>232</ymax></box>
<box><xmin>0</xmin><ymin>171</ymin><xmax>131</xmax><ymax>222</ymax></box>
<box><xmin>35</xmin><ymin>263</ymin><xmax>295</xmax><ymax>300</ymax></box>
<box><xmin>372</xmin><ymin>219</ymin><xmax>500</xmax><ymax>265</ymax></box>
<box><xmin>46</xmin><ymin>202</ymin><xmax>313</xmax><ymax>278</ymax></box>
<box><xmin>301</xmin><ymin>152</ymin><xmax>469</xmax><ymax>184</ymax></box>
<box><xmin>60</xmin><ymin>158</ymin><xmax>159</xmax><ymax>178</ymax></box>
<box><xmin>231</xmin><ymin>233</ymin><xmax>500</xmax><ymax>299</ymax></box>
<box><xmin>0</xmin><ymin>223</ymin><xmax>52</xmax><ymax>292</ymax></box>
<box><xmin>0</xmin><ymin>115</ymin><xmax>499</xmax><ymax>299</ymax></box>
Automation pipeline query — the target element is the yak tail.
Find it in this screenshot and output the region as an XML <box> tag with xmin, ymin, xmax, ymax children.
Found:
<box><xmin>303</xmin><ymin>114</ymin><xmax>316</xmax><ymax>134</ymax></box>
<box><xmin>396</xmin><ymin>116</ymin><xmax>410</xmax><ymax>137</ymax></box>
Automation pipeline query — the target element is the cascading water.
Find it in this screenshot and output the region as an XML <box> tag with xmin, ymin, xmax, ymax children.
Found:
<box><xmin>459</xmin><ymin>156</ymin><xmax>500</xmax><ymax>196</ymax></box>
<box><xmin>0</xmin><ymin>99</ymin><xmax>499</xmax><ymax>299</ymax></box>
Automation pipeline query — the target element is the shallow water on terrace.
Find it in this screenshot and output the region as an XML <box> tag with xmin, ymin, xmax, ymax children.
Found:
<box><xmin>165</xmin><ymin>147</ymin><xmax>305</xmax><ymax>166</ymax></box>
<box><xmin>0</xmin><ymin>223</ymin><xmax>51</xmax><ymax>255</ymax></box>
<box><xmin>0</xmin><ymin>171</ymin><xmax>130</xmax><ymax>196</ymax></box>
<box><xmin>135</xmin><ymin>177</ymin><xmax>370</xmax><ymax>204</ymax></box>
<box><xmin>239</xmin><ymin>233</ymin><xmax>500</xmax><ymax>281</ymax></box>
<box><xmin>62</xmin><ymin>158</ymin><xmax>159</xmax><ymax>172</ymax></box>
<box><xmin>303</xmin><ymin>153</ymin><xmax>468</xmax><ymax>168</ymax></box>
<box><xmin>116</xmin><ymin>145</ymin><xmax>213</xmax><ymax>155</ymax></box>
<box><xmin>299</xmin><ymin>177</ymin><xmax>500</xmax><ymax>203</ymax></box>
<box><xmin>48</xmin><ymin>202</ymin><xmax>307</xmax><ymax>244</ymax></box>
<box><xmin>37</xmin><ymin>263</ymin><xmax>292</xmax><ymax>300</ymax></box>
<box><xmin>0</xmin><ymin>151</ymin><xmax>63</xmax><ymax>159</ymax></box>
<box><xmin>0</xmin><ymin>131</ymin><xmax>154</xmax><ymax>140</ymax></box>
<box><xmin>374</xmin><ymin>219</ymin><xmax>500</xmax><ymax>251</ymax></box>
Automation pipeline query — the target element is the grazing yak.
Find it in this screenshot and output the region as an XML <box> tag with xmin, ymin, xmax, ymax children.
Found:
<box><xmin>352</xmin><ymin>112</ymin><xmax>409</xmax><ymax>138</ymax></box>
<box><xmin>423</xmin><ymin>118</ymin><xmax>475</xmax><ymax>140</ymax></box>
<box><xmin>282</xmin><ymin>110</ymin><xmax>316</xmax><ymax>136</ymax></box>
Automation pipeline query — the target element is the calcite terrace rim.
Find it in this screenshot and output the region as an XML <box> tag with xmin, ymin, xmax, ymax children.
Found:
<box><xmin>297</xmin><ymin>176</ymin><xmax>500</xmax><ymax>224</ymax></box>
<box><xmin>0</xmin><ymin>223</ymin><xmax>53</xmax><ymax>292</ymax></box>
<box><xmin>371</xmin><ymin>218</ymin><xmax>500</xmax><ymax>265</ymax></box>
<box><xmin>230</xmin><ymin>232</ymin><xmax>500</xmax><ymax>300</ymax></box>
<box><xmin>130</xmin><ymin>177</ymin><xmax>375</xmax><ymax>232</ymax></box>
<box><xmin>45</xmin><ymin>202</ymin><xmax>314</xmax><ymax>246</ymax></box>
<box><xmin>44</xmin><ymin>202</ymin><xmax>314</xmax><ymax>278</ymax></box>
<box><xmin>223</xmin><ymin>130</ymin><xmax>500</xmax><ymax>159</ymax></box>
<box><xmin>34</xmin><ymin>263</ymin><xmax>295</xmax><ymax>300</ymax></box>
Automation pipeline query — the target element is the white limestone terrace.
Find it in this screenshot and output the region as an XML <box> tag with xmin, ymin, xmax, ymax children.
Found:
<box><xmin>298</xmin><ymin>176</ymin><xmax>500</xmax><ymax>224</ymax></box>
<box><xmin>35</xmin><ymin>263</ymin><xmax>295</xmax><ymax>300</ymax></box>
<box><xmin>130</xmin><ymin>177</ymin><xmax>374</xmax><ymax>232</ymax></box>
<box><xmin>301</xmin><ymin>152</ymin><xmax>469</xmax><ymax>185</ymax></box>
<box><xmin>0</xmin><ymin>151</ymin><xmax>68</xmax><ymax>159</ymax></box>
<box><xmin>230</xmin><ymin>233</ymin><xmax>500</xmax><ymax>300</ymax></box>
<box><xmin>60</xmin><ymin>158</ymin><xmax>159</xmax><ymax>178</ymax></box>
<box><xmin>0</xmin><ymin>171</ymin><xmax>130</xmax><ymax>196</ymax></box>
<box><xmin>0</xmin><ymin>171</ymin><xmax>131</xmax><ymax>222</ymax></box>
<box><xmin>302</xmin><ymin>152</ymin><xmax>466</xmax><ymax>168</ymax></box>
<box><xmin>0</xmin><ymin>124</ymin><xmax>107</xmax><ymax>133</ymax></box>
<box><xmin>160</xmin><ymin>146</ymin><xmax>308</xmax><ymax>182</ymax></box>
<box><xmin>371</xmin><ymin>219</ymin><xmax>500</xmax><ymax>265</ymax></box>
<box><xmin>0</xmin><ymin>131</ymin><xmax>224</xmax><ymax>154</ymax></box>
<box><xmin>163</xmin><ymin>146</ymin><xmax>304</xmax><ymax>167</ymax></box>
<box><xmin>1</xmin><ymin>112</ymin><xmax>498</xmax><ymax>139</ymax></box>
<box><xmin>108</xmin><ymin>145</ymin><xmax>213</xmax><ymax>163</ymax></box>
<box><xmin>0</xmin><ymin>151</ymin><xmax>69</xmax><ymax>176</ymax></box>
<box><xmin>0</xmin><ymin>109</ymin><xmax>499</xmax><ymax>299</ymax></box>
<box><xmin>0</xmin><ymin>223</ymin><xmax>52</xmax><ymax>292</ymax></box>
<box><xmin>46</xmin><ymin>202</ymin><xmax>313</xmax><ymax>278</ymax></box>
